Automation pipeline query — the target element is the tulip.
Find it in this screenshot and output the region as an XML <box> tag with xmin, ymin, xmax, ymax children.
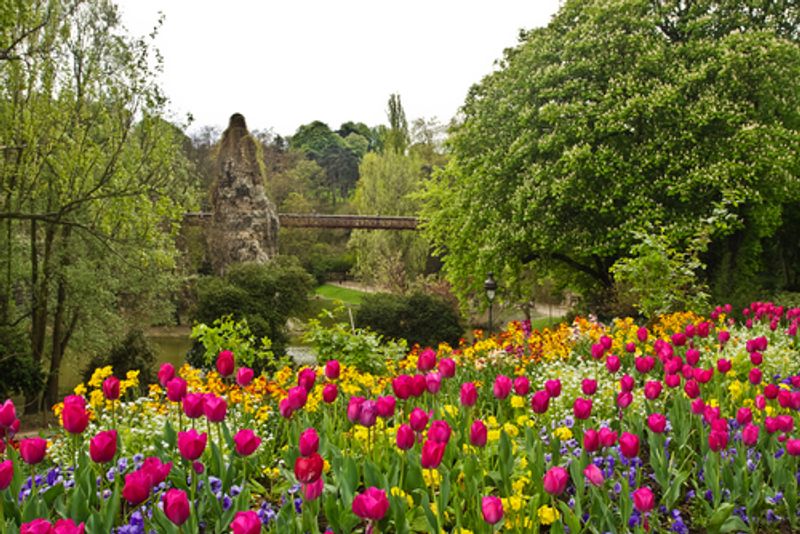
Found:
<box><xmin>53</xmin><ymin>519</ymin><xmax>85</xmax><ymax>534</ymax></box>
<box><xmin>749</xmin><ymin>368</ymin><xmax>762</xmax><ymax>385</ymax></box>
<box><xmin>428</xmin><ymin>420</ymin><xmax>452</xmax><ymax>444</ymax></box>
<box><xmin>600</xmin><ymin>335</ymin><xmax>613</xmax><ymax>350</ymax></box>
<box><xmin>625</xmin><ymin>342</ymin><xmax>636</xmax><ymax>353</ymax></box>
<box><xmin>778</xmin><ymin>390</ymin><xmax>792</xmax><ymax>408</ymax></box>
<box><xmin>583</xmin><ymin>464</ymin><xmax>604</xmax><ymax>486</ymax></box>
<box><xmin>303</xmin><ymin>476</ymin><xmax>324</xmax><ymax>501</ymax></box>
<box><xmin>377</xmin><ymin>396</ymin><xmax>396</xmax><ymax>418</ymax></box>
<box><xmin>777</xmin><ymin>415</ymin><xmax>794</xmax><ymax>432</ymax></box>
<box><xmin>716</xmin><ymin>359</ymin><xmax>731</xmax><ymax>374</ymax></box>
<box><xmin>764</xmin><ymin>384</ymin><xmax>779</xmax><ymax>399</ymax></box>
<box><xmin>583</xmin><ymin>429</ymin><xmax>600</xmax><ymax>452</ymax></box>
<box><xmin>203</xmin><ymin>395</ymin><xmax>227</xmax><ymax>422</ymax></box>
<box><xmin>299</xmin><ymin>428</ymin><xmax>319</xmax><ymax>456</ymax></box>
<box><xmin>755</xmin><ymin>394</ymin><xmax>766</xmax><ymax>410</ymax></box>
<box><xmin>605</xmin><ymin>355</ymin><xmax>621</xmax><ymax>373</ymax></box>
<box><xmin>322</xmin><ymin>383</ymin><xmax>338</xmax><ymax>403</ymax></box>
<box><xmin>298</xmin><ymin>368</ymin><xmax>316</xmax><ymax>392</ymax></box>
<box><xmin>287</xmin><ymin>386</ymin><xmax>308</xmax><ymax>411</ymax></box>
<box><xmin>294</xmin><ymin>453</ymin><xmax>324</xmax><ymax>484</ymax></box>
<box><xmin>163</xmin><ymin>489</ymin><xmax>191</xmax><ymax>526</ymax></box>
<box><xmin>347</xmin><ymin>397</ymin><xmax>365</xmax><ymax>423</ymax></box>
<box><xmin>166</xmin><ymin>377</ymin><xmax>187</xmax><ymax>402</ymax></box>
<box><xmin>0</xmin><ymin>399</ymin><xmax>15</xmax><ymax>430</ymax></box>
<box><xmin>619</xmin><ymin>432</ymin><xmax>640</xmax><ymax>458</ymax></box>
<box><xmin>420</xmin><ymin>439</ymin><xmax>446</xmax><ymax>469</ymax></box>
<box><xmin>234</xmin><ymin>429</ymin><xmax>262</xmax><ymax>456</ymax></box>
<box><xmin>531</xmin><ymin>390</ymin><xmax>550</xmax><ymax>413</ymax></box>
<box><xmin>396</xmin><ymin>424</ymin><xmax>415</xmax><ymax>450</ymax></box>
<box><xmin>417</xmin><ymin>348</ymin><xmax>436</xmax><ymax>371</ymax></box>
<box><xmin>20</xmin><ymin>519</ymin><xmax>55</xmax><ymax>534</ymax></box>
<box><xmin>231</xmin><ymin>511</ymin><xmax>262</xmax><ymax>534</ymax></box>
<box><xmin>544</xmin><ymin>379</ymin><xmax>562</xmax><ymax>398</ymax></box>
<box><xmin>742</xmin><ymin>423</ymin><xmax>760</xmax><ymax>447</ymax></box>
<box><xmin>352</xmin><ymin>487</ymin><xmax>389</xmax><ymax>521</ymax></box>
<box><xmin>690</xmin><ymin>398</ymin><xmax>706</xmax><ymax>415</ymax></box>
<box><xmin>392</xmin><ymin>375</ymin><xmax>412</xmax><ymax>399</ymax></box>
<box><xmin>694</xmin><ymin>368</ymin><xmax>713</xmax><ymax>384</ymax></box>
<box><xmin>637</xmin><ymin>326</ymin><xmax>649</xmax><ymax>342</ymax></box>
<box><xmin>425</xmin><ymin>372</ymin><xmax>442</xmax><ymax>394</ymax></box>
<box><xmin>158</xmin><ymin>363</ymin><xmax>175</xmax><ymax>387</ymax></box>
<box><xmin>598</xmin><ymin>427</ymin><xmax>618</xmax><ymax>447</ymax></box>
<box><xmin>513</xmin><ymin>376</ymin><xmax>530</xmax><ymax>396</ymax></box>
<box><xmin>325</xmin><ymin>359</ymin><xmax>340</xmax><ymax>380</ymax></box>
<box><xmin>736</xmin><ymin>407</ymin><xmax>753</xmax><ymax>425</ymax></box>
<box><xmin>89</xmin><ymin>430</ymin><xmax>118</xmax><ymax>463</ymax></box>
<box><xmin>617</xmin><ymin>391</ymin><xmax>633</xmax><ymax>409</ymax></box>
<box><xmin>704</xmin><ymin>406</ymin><xmax>721</xmax><ymax>424</ymax></box>
<box><xmin>460</xmin><ymin>382</ymin><xmax>478</xmax><ymax>406</ymax></box>
<box><xmin>685</xmin><ymin>348</ymin><xmax>700</xmax><ymax>366</ymax></box>
<box><xmin>470</xmin><ymin>420</ymin><xmax>488</xmax><ymax>447</ymax></box>
<box><xmin>438</xmin><ymin>358</ymin><xmax>456</xmax><ymax>378</ymax></box>
<box><xmin>216</xmin><ymin>349</ymin><xmax>235</xmax><ymax>377</ymax></box>
<box><xmin>409</xmin><ymin>408</ymin><xmax>430</xmax><ymax>432</ymax></box>
<box><xmin>236</xmin><ymin>367</ymin><xmax>254</xmax><ymax>387</ymax></box>
<box><xmin>357</xmin><ymin>400</ymin><xmax>378</xmax><ymax>427</ymax></box>
<box><xmin>61</xmin><ymin>401</ymin><xmax>89</xmax><ymax>434</ymax></box>
<box><xmin>634</xmin><ymin>356</ymin><xmax>655</xmax><ymax>374</ymax></box>
<box><xmin>708</xmin><ymin>430</ymin><xmax>728</xmax><ymax>452</ymax></box>
<box><xmin>718</xmin><ymin>330</ymin><xmax>730</xmax><ymax>345</ymax></box>
<box><xmin>493</xmin><ymin>375</ymin><xmax>512</xmax><ymax>399</ymax></box>
<box><xmin>697</xmin><ymin>321</ymin><xmax>710</xmax><ymax>337</ymax></box>
<box><xmin>102</xmin><ymin>376</ymin><xmax>120</xmax><ymax>400</ymax></box>
<box><xmin>20</xmin><ymin>437</ymin><xmax>47</xmax><ymax>464</ymax></box>
<box><xmin>178</xmin><ymin>429</ymin><xmax>207</xmax><ymax>461</ymax></box>
<box><xmin>411</xmin><ymin>375</ymin><xmax>427</xmax><ymax>397</ymax></box>
<box><xmin>632</xmin><ymin>486</ymin><xmax>655</xmax><ymax>513</ymax></box>
<box><xmin>620</xmin><ymin>375</ymin><xmax>634</xmax><ymax>392</ymax></box>
<box><xmin>785</xmin><ymin>439</ymin><xmax>800</xmax><ymax>456</ymax></box>
<box><xmin>0</xmin><ymin>459</ymin><xmax>12</xmax><ymax>490</ymax></box>
<box><xmin>581</xmin><ymin>378</ymin><xmax>597</xmax><ymax>395</ymax></box>
<box><xmin>573</xmin><ymin>397</ymin><xmax>592</xmax><ymax>420</ymax></box>
<box><xmin>182</xmin><ymin>393</ymin><xmax>205</xmax><ymax>419</ymax></box>
<box><xmin>122</xmin><ymin>469</ymin><xmax>153</xmax><ymax>505</ymax></box>
<box><xmin>481</xmin><ymin>495</ymin><xmax>504</xmax><ymax>524</ymax></box>
<box><xmin>684</xmin><ymin>379</ymin><xmax>700</xmax><ymax>399</ymax></box>
<box><xmin>543</xmin><ymin>466</ymin><xmax>569</xmax><ymax>495</ymax></box>
<box><xmin>647</xmin><ymin>413</ymin><xmax>666</xmax><ymax>434</ymax></box>
<box><xmin>644</xmin><ymin>381</ymin><xmax>662</xmax><ymax>400</ymax></box>
<box><xmin>664</xmin><ymin>373</ymin><xmax>681</xmax><ymax>388</ymax></box>
<box><xmin>591</xmin><ymin>343</ymin><xmax>605</xmax><ymax>359</ymax></box>
<box><xmin>672</xmin><ymin>332</ymin><xmax>687</xmax><ymax>346</ymax></box>
<box><xmin>141</xmin><ymin>457</ymin><xmax>172</xmax><ymax>485</ymax></box>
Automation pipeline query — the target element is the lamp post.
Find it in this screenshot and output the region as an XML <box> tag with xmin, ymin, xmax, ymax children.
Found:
<box><xmin>484</xmin><ymin>272</ymin><xmax>497</xmax><ymax>335</ymax></box>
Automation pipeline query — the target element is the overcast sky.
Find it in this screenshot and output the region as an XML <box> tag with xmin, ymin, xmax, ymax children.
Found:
<box><xmin>116</xmin><ymin>1</ymin><xmax>561</xmax><ymax>137</ymax></box>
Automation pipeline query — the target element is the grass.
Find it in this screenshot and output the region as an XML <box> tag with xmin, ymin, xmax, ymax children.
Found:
<box><xmin>314</xmin><ymin>284</ymin><xmax>368</xmax><ymax>306</ymax></box>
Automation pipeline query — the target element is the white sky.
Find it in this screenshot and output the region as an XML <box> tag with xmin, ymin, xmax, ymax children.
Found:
<box><xmin>116</xmin><ymin>1</ymin><xmax>561</xmax><ymax>137</ymax></box>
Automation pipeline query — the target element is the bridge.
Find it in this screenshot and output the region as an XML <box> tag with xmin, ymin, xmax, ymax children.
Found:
<box><xmin>185</xmin><ymin>212</ymin><xmax>419</xmax><ymax>230</ymax></box>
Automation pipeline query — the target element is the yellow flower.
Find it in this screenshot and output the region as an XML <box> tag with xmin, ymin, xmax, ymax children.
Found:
<box><xmin>510</xmin><ymin>396</ymin><xmax>525</xmax><ymax>409</ymax></box>
<box><xmin>487</xmin><ymin>430</ymin><xmax>501</xmax><ymax>443</ymax></box>
<box><xmin>487</xmin><ymin>416</ymin><xmax>499</xmax><ymax>428</ymax></box>
<box><xmin>512</xmin><ymin>477</ymin><xmax>529</xmax><ymax>494</ymax></box>
<box><xmin>503</xmin><ymin>423</ymin><xmax>519</xmax><ymax>438</ymax></box>
<box><xmin>728</xmin><ymin>380</ymin><xmax>743</xmax><ymax>399</ymax></box>
<box><xmin>537</xmin><ymin>504</ymin><xmax>560</xmax><ymax>525</ymax></box>
<box><xmin>390</xmin><ymin>486</ymin><xmax>414</xmax><ymax>508</ymax></box>
<box><xmin>442</xmin><ymin>404</ymin><xmax>458</xmax><ymax>417</ymax></box>
<box><xmin>516</xmin><ymin>415</ymin><xmax>530</xmax><ymax>428</ymax></box>
<box><xmin>501</xmin><ymin>495</ymin><xmax>524</xmax><ymax>512</ymax></box>
<box><xmin>73</xmin><ymin>383</ymin><xmax>87</xmax><ymax>396</ymax></box>
<box><xmin>553</xmin><ymin>427</ymin><xmax>573</xmax><ymax>441</ymax></box>
<box><xmin>422</xmin><ymin>469</ymin><xmax>441</xmax><ymax>487</ymax></box>
<box><xmin>88</xmin><ymin>366</ymin><xmax>113</xmax><ymax>389</ymax></box>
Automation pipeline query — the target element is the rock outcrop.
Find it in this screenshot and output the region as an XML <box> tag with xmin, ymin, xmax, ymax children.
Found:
<box><xmin>207</xmin><ymin>113</ymin><xmax>279</xmax><ymax>274</ymax></box>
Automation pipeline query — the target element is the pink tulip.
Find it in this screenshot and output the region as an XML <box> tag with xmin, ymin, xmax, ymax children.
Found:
<box><xmin>545</xmin><ymin>379</ymin><xmax>562</xmax><ymax>398</ymax></box>
<box><xmin>203</xmin><ymin>395</ymin><xmax>227</xmax><ymax>422</ymax></box>
<box><xmin>460</xmin><ymin>382</ymin><xmax>478</xmax><ymax>406</ymax></box>
<box><xmin>749</xmin><ymin>368</ymin><xmax>762</xmax><ymax>385</ymax></box>
<box><xmin>581</xmin><ymin>378</ymin><xmax>597</xmax><ymax>395</ymax></box>
<box><xmin>19</xmin><ymin>437</ymin><xmax>47</xmax><ymax>464</ymax></box>
<box><xmin>141</xmin><ymin>456</ymin><xmax>172</xmax><ymax>485</ymax></box>
<box><xmin>234</xmin><ymin>429</ymin><xmax>262</xmax><ymax>456</ymax></box>
<box><xmin>708</xmin><ymin>430</ymin><xmax>728</xmax><ymax>452</ymax></box>
<box><xmin>61</xmin><ymin>401</ymin><xmax>89</xmax><ymax>434</ymax></box>
<box><xmin>377</xmin><ymin>396</ymin><xmax>396</xmax><ymax>418</ymax></box>
<box><xmin>513</xmin><ymin>376</ymin><xmax>530</xmax><ymax>396</ymax></box>
<box><xmin>357</xmin><ymin>400</ymin><xmax>378</xmax><ymax>427</ymax></box>
<box><xmin>481</xmin><ymin>495</ymin><xmax>504</xmax><ymax>524</ymax></box>
<box><xmin>493</xmin><ymin>375</ymin><xmax>512</xmax><ymax>399</ymax></box>
<box><xmin>531</xmin><ymin>390</ymin><xmax>550</xmax><ymax>414</ymax></box>
<box><xmin>634</xmin><ymin>356</ymin><xmax>655</xmax><ymax>374</ymax></box>
<box><xmin>420</xmin><ymin>439</ymin><xmax>446</xmax><ymax>469</ymax></box>
<box><xmin>287</xmin><ymin>386</ymin><xmax>308</xmax><ymax>411</ymax></box>
<box><xmin>54</xmin><ymin>519</ymin><xmax>86</xmax><ymax>534</ymax></box>
<box><xmin>573</xmin><ymin>397</ymin><xmax>592</xmax><ymax>420</ymax></box>
<box><xmin>716</xmin><ymin>359</ymin><xmax>731</xmax><ymax>374</ymax></box>
<box><xmin>325</xmin><ymin>360</ymin><xmax>340</xmax><ymax>380</ymax></box>
<box><xmin>299</xmin><ymin>428</ymin><xmax>319</xmax><ymax>457</ymax></box>
<box><xmin>625</xmin><ymin>342</ymin><xmax>636</xmax><ymax>353</ymax></box>
<box><xmin>583</xmin><ymin>464</ymin><xmax>604</xmax><ymax>486</ymax></box>
<box><xmin>294</xmin><ymin>453</ymin><xmax>323</xmax><ymax>484</ymax></box>
<box><xmin>177</xmin><ymin>429</ymin><xmax>207</xmax><ymax>461</ymax></box>
<box><xmin>396</xmin><ymin>424</ymin><xmax>415</xmax><ymax>450</ymax></box>
<box><xmin>417</xmin><ymin>348</ymin><xmax>436</xmax><ymax>371</ymax></box>
<box><xmin>425</xmin><ymin>372</ymin><xmax>442</xmax><ymax>394</ymax></box>
<box><xmin>303</xmin><ymin>476</ymin><xmax>324</xmax><ymax>500</ymax></box>
<box><xmin>409</xmin><ymin>408</ymin><xmax>430</xmax><ymax>432</ymax></box>
<box><xmin>591</xmin><ymin>343</ymin><xmax>605</xmax><ymax>359</ymax></box>
<box><xmin>619</xmin><ymin>432</ymin><xmax>640</xmax><ymax>458</ymax></box>
<box><xmin>647</xmin><ymin>413</ymin><xmax>666</xmax><ymax>434</ymax></box>
<box><xmin>166</xmin><ymin>377</ymin><xmax>187</xmax><ymax>402</ymax></box>
<box><xmin>322</xmin><ymin>383</ymin><xmax>338</xmax><ymax>403</ymax></box>
<box><xmin>352</xmin><ymin>487</ymin><xmax>389</xmax><ymax>521</ymax></box>
<box><xmin>470</xmin><ymin>420</ymin><xmax>488</xmax><ymax>447</ymax></box>
<box><xmin>215</xmin><ymin>350</ymin><xmax>235</xmax><ymax>377</ymax></box>
<box><xmin>122</xmin><ymin>470</ymin><xmax>153</xmax><ymax>505</ymax></box>
<box><xmin>785</xmin><ymin>439</ymin><xmax>800</xmax><ymax>456</ymax></box>
<box><xmin>231</xmin><ymin>511</ymin><xmax>262</xmax><ymax>534</ymax></box>
<box><xmin>600</xmin><ymin>335</ymin><xmax>613</xmax><ymax>350</ymax></box>
<box><xmin>632</xmin><ymin>486</ymin><xmax>655</xmax><ymax>512</ymax></box>
<box><xmin>0</xmin><ymin>459</ymin><xmax>12</xmax><ymax>490</ymax></box>
<box><xmin>736</xmin><ymin>407</ymin><xmax>753</xmax><ymax>425</ymax></box>
<box><xmin>543</xmin><ymin>466</ymin><xmax>569</xmax><ymax>495</ymax></box>
<box><xmin>438</xmin><ymin>358</ymin><xmax>456</xmax><ymax>378</ymax></box>
<box><xmin>411</xmin><ymin>374</ymin><xmax>427</xmax><ymax>397</ymax></box>
<box><xmin>664</xmin><ymin>373</ymin><xmax>681</xmax><ymax>388</ymax></box>
<box><xmin>617</xmin><ymin>391</ymin><xmax>633</xmax><ymax>409</ymax></box>
<box><xmin>718</xmin><ymin>330</ymin><xmax>730</xmax><ymax>345</ymax></box>
<box><xmin>428</xmin><ymin>420</ymin><xmax>451</xmax><ymax>444</ymax></box>
<box><xmin>620</xmin><ymin>375</ymin><xmax>634</xmax><ymax>392</ymax></box>
<box><xmin>606</xmin><ymin>355</ymin><xmax>621</xmax><ymax>373</ymax></box>
<box><xmin>583</xmin><ymin>429</ymin><xmax>600</xmax><ymax>452</ymax></box>
<box><xmin>102</xmin><ymin>376</ymin><xmax>120</xmax><ymax>400</ymax></box>
<box><xmin>392</xmin><ymin>375</ymin><xmax>412</xmax><ymax>400</ymax></box>
<box><xmin>347</xmin><ymin>397</ymin><xmax>365</xmax><ymax>423</ymax></box>
<box><xmin>637</xmin><ymin>327</ymin><xmax>649</xmax><ymax>342</ymax></box>
<box><xmin>644</xmin><ymin>381</ymin><xmax>662</xmax><ymax>400</ymax></box>
<box><xmin>685</xmin><ymin>348</ymin><xmax>700</xmax><ymax>366</ymax></box>
<box><xmin>598</xmin><ymin>427</ymin><xmax>618</xmax><ymax>448</ymax></box>
<box><xmin>298</xmin><ymin>368</ymin><xmax>316</xmax><ymax>392</ymax></box>
<box><xmin>236</xmin><ymin>367</ymin><xmax>254</xmax><ymax>387</ymax></box>
<box><xmin>158</xmin><ymin>363</ymin><xmax>175</xmax><ymax>387</ymax></box>
<box><xmin>89</xmin><ymin>430</ymin><xmax>118</xmax><ymax>464</ymax></box>
<box><xmin>182</xmin><ymin>393</ymin><xmax>205</xmax><ymax>419</ymax></box>
<box><xmin>684</xmin><ymin>380</ymin><xmax>700</xmax><ymax>399</ymax></box>
<box><xmin>163</xmin><ymin>489</ymin><xmax>191</xmax><ymax>526</ymax></box>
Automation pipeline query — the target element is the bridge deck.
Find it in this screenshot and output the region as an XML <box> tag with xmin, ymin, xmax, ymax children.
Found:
<box><xmin>183</xmin><ymin>212</ymin><xmax>418</xmax><ymax>230</ymax></box>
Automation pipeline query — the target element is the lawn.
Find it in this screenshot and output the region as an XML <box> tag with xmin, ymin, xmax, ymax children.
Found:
<box><xmin>314</xmin><ymin>284</ymin><xmax>369</xmax><ymax>306</ymax></box>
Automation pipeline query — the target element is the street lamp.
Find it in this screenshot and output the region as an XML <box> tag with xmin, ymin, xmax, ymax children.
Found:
<box><xmin>484</xmin><ymin>272</ymin><xmax>497</xmax><ymax>335</ymax></box>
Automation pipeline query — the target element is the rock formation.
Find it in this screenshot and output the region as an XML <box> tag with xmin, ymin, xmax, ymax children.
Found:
<box><xmin>207</xmin><ymin>113</ymin><xmax>279</xmax><ymax>274</ymax></box>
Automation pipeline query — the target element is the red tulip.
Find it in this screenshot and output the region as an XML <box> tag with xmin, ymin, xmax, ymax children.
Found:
<box><xmin>61</xmin><ymin>402</ymin><xmax>89</xmax><ymax>434</ymax></box>
<box><xmin>158</xmin><ymin>363</ymin><xmax>175</xmax><ymax>387</ymax></box>
<box><xmin>236</xmin><ymin>367</ymin><xmax>254</xmax><ymax>387</ymax></box>
<box><xmin>583</xmin><ymin>464</ymin><xmax>604</xmax><ymax>486</ymax></box>
<box><xmin>581</xmin><ymin>379</ymin><xmax>597</xmax><ymax>395</ymax></box>
<box><xmin>298</xmin><ymin>428</ymin><xmax>319</xmax><ymax>456</ymax></box>
<box><xmin>19</xmin><ymin>437</ymin><xmax>47</xmax><ymax>464</ymax></box>
<box><xmin>620</xmin><ymin>375</ymin><xmax>634</xmax><ymax>392</ymax></box>
<box><xmin>425</xmin><ymin>372</ymin><xmax>442</xmax><ymax>394</ymax></box>
<box><xmin>411</xmin><ymin>374</ymin><xmax>427</xmax><ymax>397</ymax></box>
<box><xmin>182</xmin><ymin>393</ymin><xmax>205</xmax><ymax>419</ymax></box>
<box><xmin>102</xmin><ymin>376</ymin><xmax>120</xmax><ymax>400</ymax></box>
<box><xmin>231</xmin><ymin>511</ymin><xmax>262</xmax><ymax>534</ymax></box>
<box><xmin>481</xmin><ymin>495</ymin><xmax>504</xmax><ymax>524</ymax></box>
<box><xmin>438</xmin><ymin>358</ymin><xmax>456</xmax><ymax>378</ymax></box>
<box><xmin>785</xmin><ymin>439</ymin><xmax>800</xmax><ymax>456</ymax></box>
<box><xmin>545</xmin><ymin>379</ymin><xmax>562</xmax><ymax>398</ymax></box>
<box><xmin>493</xmin><ymin>375</ymin><xmax>512</xmax><ymax>399</ymax></box>
<box><xmin>0</xmin><ymin>399</ymin><xmax>15</xmax><ymax>428</ymax></box>
<box><xmin>20</xmin><ymin>519</ymin><xmax>54</xmax><ymax>534</ymax></box>
<box><xmin>325</xmin><ymin>359</ymin><xmax>340</xmax><ymax>380</ymax></box>
<box><xmin>122</xmin><ymin>470</ymin><xmax>153</xmax><ymax>505</ymax></box>
<box><xmin>708</xmin><ymin>430</ymin><xmax>728</xmax><ymax>452</ymax></box>
<box><xmin>742</xmin><ymin>423</ymin><xmax>760</xmax><ymax>447</ymax></box>
<box><xmin>216</xmin><ymin>350</ymin><xmax>235</xmax><ymax>377</ymax></box>
<box><xmin>606</xmin><ymin>355</ymin><xmax>621</xmax><ymax>373</ymax></box>
<box><xmin>396</xmin><ymin>424</ymin><xmax>415</xmax><ymax>450</ymax></box>
<box><xmin>460</xmin><ymin>382</ymin><xmax>478</xmax><ymax>406</ymax></box>
<box><xmin>531</xmin><ymin>390</ymin><xmax>550</xmax><ymax>413</ymax></box>
<box><xmin>647</xmin><ymin>413</ymin><xmax>666</xmax><ymax>434</ymax></box>
<box><xmin>234</xmin><ymin>429</ymin><xmax>261</xmax><ymax>456</ymax></box>
<box><xmin>573</xmin><ymin>398</ymin><xmax>592</xmax><ymax>420</ymax></box>
<box><xmin>163</xmin><ymin>489</ymin><xmax>191</xmax><ymax>526</ymax></box>
<box><xmin>178</xmin><ymin>429</ymin><xmax>207</xmax><ymax>461</ymax></box>
<box><xmin>322</xmin><ymin>383</ymin><xmax>338</xmax><ymax>403</ymax></box>
<box><xmin>417</xmin><ymin>348</ymin><xmax>436</xmax><ymax>371</ymax></box>
<box><xmin>671</xmin><ymin>332</ymin><xmax>687</xmax><ymax>346</ymax></box>
<box><xmin>392</xmin><ymin>375</ymin><xmax>412</xmax><ymax>400</ymax></box>
<box><xmin>53</xmin><ymin>519</ymin><xmax>85</xmax><ymax>534</ymax></box>
<box><xmin>619</xmin><ymin>432</ymin><xmax>640</xmax><ymax>458</ymax></box>
<box><xmin>89</xmin><ymin>430</ymin><xmax>118</xmax><ymax>463</ymax></box>
<box><xmin>420</xmin><ymin>439</ymin><xmax>446</xmax><ymax>469</ymax></box>
<box><xmin>736</xmin><ymin>407</ymin><xmax>753</xmax><ymax>425</ymax></box>
<box><xmin>166</xmin><ymin>377</ymin><xmax>187</xmax><ymax>402</ymax></box>
<box><xmin>298</xmin><ymin>368</ymin><xmax>316</xmax><ymax>392</ymax></box>
<box><xmin>583</xmin><ymin>429</ymin><xmax>600</xmax><ymax>452</ymax></box>
<box><xmin>632</xmin><ymin>486</ymin><xmax>655</xmax><ymax>512</ymax></box>
<box><xmin>409</xmin><ymin>408</ymin><xmax>430</xmax><ymax>432</ymax></box>
<box><xmin>294</xmin><ymin>453</ymin><xmax>324</xmax><ymax>484</ymax></box>
<box><xmin>141</xmin><ymin>457</ymin><xmax>172</xmax><ymax>485</ymax></box>
<box><xmin>352</xmin><ymin>487</ymin><xmax>389</xmax><ymax>521</ymax></box>
<box><xmin>303</xmin><ymin>476</ymin><xmax>324</xmax><ymax>501</ymax></box>
<box><xmin>644</xmin><ymin>381</ymin><xmax>662</xmax><ymax>400</ymax></box>
<box><xmin>513</xmin><ymin>376</ymin><xmax>530</xmax><ymax>396</ymax></box>
<box><xmin>764</xmin><ymin>384</ymin><xmax>779</xmax><ymax>399</ymax></box>
<box><xmin>0</xmin><ymin>459</ymin><xmax>12</xmax><ymax>490</ymax></box>
<box><xmin>598</xmin><ymin>427</ymin><xmax>618</xmax><ymax>447</ymax></box>
<box><xmin>543</xmin><ymin>466</ymin><xmax>569</xmax><ymax>495</ymax></box>
<box><xmin>637</xmin><ymin>327</ymin><xmax>649</xmax><ymax>342</ymax></box>
<box><xmin>203</xmin><ymin>395</ymin><xmax>227</xmax><ymax>422</ymax></box>
<box><xmin>470</xmin><ymin>420</ymin><xmax>487</xmax><ymax>447</ymax></box>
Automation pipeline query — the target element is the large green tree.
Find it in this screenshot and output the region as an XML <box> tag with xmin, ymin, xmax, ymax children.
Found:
<box><xmin>0</xmin><ymin>0</ymin><xmax>194</xmax><ymax>408</ymax></box>
<box><xmin>421</xmin><ymin>0</ymin><xmax>800</xmax><ymax>312</ymax></box>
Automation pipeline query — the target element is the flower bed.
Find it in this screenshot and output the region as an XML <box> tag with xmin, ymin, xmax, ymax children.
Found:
<box><xmin>1</xmin><ymin>302</ymin><xmax>799</xmax><ymax>532</ymax></box>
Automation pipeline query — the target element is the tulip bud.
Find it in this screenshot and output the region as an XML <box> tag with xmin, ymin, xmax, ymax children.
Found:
<box><xmin>396</xmin><ymin>424</ymin><xmax>415</xmax><ymax>450</ymax></box>
<box><xmin>583</xmin><ymin>464</ymin><xmax>604</xmax><ymax>486</ymax></box>
<box><xmin>543</xmin><ymin>466</ymin><xmax>569</xmax><ymax>495</ymax></box>
<box><xmin>322</xmin><ymin>383</ymin><xmax>338</xmax><ymax>403</ymax></box>
<box><xmin>163</xmin><ymin>489</ymin><xmax>191</xmax><ymax>526</ymax></box>
<box><xmin>632</xmin><ymin>486</ymin><xmax>655</xmax><ymax>512</ymax></box>
<box><xmin>234</xmin><ymin>429</ymin><xmax>262</xmax><ymax>456</ymax></box>
<box><xmin>470</xmin><ymin>420</ymin><xmax>488</xmax><ymax>447</ymax></box>
<box><xmin>299</xmin><ymin>428</ymin><xmax>319</xmax><ymax>457</ymax></box>
<box><xmin>460</xmin><ymin>382</ymin><xmax>478</xmax><ymax>406</ymax></box>
<box><xmin>102</xmin><ymin>376</ymin><xmax>121</xmax><ymax>400</ymax></box>
<box><xmin>325</xmin><ymin>360</ymin><xmax>340</xmax><ymax>380</ymax></box>
<box><xmin>481</xmin><ymin>495</ymin><xmax>504</xmax><ymax>524</ymax></box>
<box><xmin>215</xmin><ymin>350</ymin><xmax>235</xmax><ymax>377</ymax></box>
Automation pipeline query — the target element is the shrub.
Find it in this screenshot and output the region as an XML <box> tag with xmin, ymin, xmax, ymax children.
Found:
<box><xmin>0</xmin><ymin>325</ymin><xmax>44</xmax><ymax>398</ymax></box>
<box><xmin>355</xmin><ymin>292</ymin><xmax>463</xmax><ymax>348</ymax></box>
<box><xmin>81</xmin><ymin>329</ymin><xmax>156</xmax><ymax>386</ymax></box>
<box><xmin>192</xmin><ymin>257</ymin><xmax>314</xmax><ymax>356</ymax></box>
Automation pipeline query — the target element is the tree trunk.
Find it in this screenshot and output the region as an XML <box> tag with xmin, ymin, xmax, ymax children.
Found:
<box><xmin>25</xmin><ymin>220</ymin><xmax>55</xmax><ymax>414</ymax></box>
<box><xmin>44</xmin><ymin>226</ymin><xmax>74</xmax><ymax>408</ymax></box>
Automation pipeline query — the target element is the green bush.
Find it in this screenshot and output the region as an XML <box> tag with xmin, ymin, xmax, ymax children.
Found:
<box><xmin>81</xmin><ymin>329</ymin><xmax>156</xmax><ymax>387</ymax></box>
<box><xmin>192</xmin><ymin>257</ymin><xmax>314</xmax><ymax>356</ymax></box>
<box><xmin>0</xmin><ymin>325</ymin><xmax>44</xmax><ymax>398</ymax></box>
<box><xmin>355</xmin><ymin>292</ymin><xmax>463</xmax><ymax>348</ymax></box>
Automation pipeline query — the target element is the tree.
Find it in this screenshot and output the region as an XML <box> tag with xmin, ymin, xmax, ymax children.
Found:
<box><xmin>385</xmin><ymin>94</ymin><xmax>409</xmax><ymax>154</ymax></box>
<box><xmin>420</xmin><ymin>0</ymin><xmax>800</xmax><ymax>312</ymax></box>
<box><xmin>0</xmin><ymin>0</ymin><xmax>194</xmax><ymax>409</ymax></box>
